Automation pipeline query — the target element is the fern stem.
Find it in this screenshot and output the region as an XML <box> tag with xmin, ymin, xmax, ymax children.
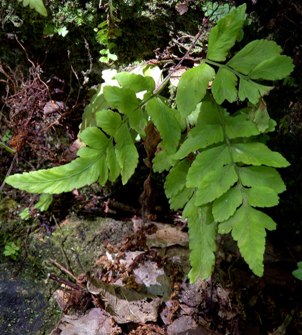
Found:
<box><xmin>205</xmin><ymin>59</ymin><xmax>247</xmax><ymax>80</ymax></box>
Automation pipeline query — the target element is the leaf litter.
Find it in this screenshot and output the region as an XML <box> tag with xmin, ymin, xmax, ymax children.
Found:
<box><xmin>50</xmin><ymin>219</ymin><xmax>240</xmax><ymax>334</ymax></box>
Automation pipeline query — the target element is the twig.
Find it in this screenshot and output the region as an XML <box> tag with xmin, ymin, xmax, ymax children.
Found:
<box><xmin>125</xmin><ymin>27</ymin><xmax>206</xmax><ymax>121</ymax></box>
<box><xmin>172</xmin><ymin>28</ymin><xmax>204</xmax><ymax>71</ymax></box>
<box><xmin>143</xmin><ymin>27</ymin><xmax>205</xmax><ymax>103</ymax></box>
<box><xmin>0</xmin><ymin>153</ymin><xmax>18</xmax><ymax>194</ymax></box>
<box><xmin>81</xmin><ymin>34</ymin><xmax>93</xmax><ymax>85</ymax></box>
<box><xmin>48</xmin><ymin>273</ymin><xmax>85</xmax><ymax>291</ymax></box>
<box><xmin>14</xmin><ymin>35</ymin><xmax>50</xmax><ymax>96</ymax></box>
<box><xmin>272</xmin><ymin>310</ymin><xmax>294</xmax><ymax>335</ymax></box>
<box><xmin>48</xmin><ymin>258</ymin><xmax>81</xmax><ymax>285</ymax></box>
<box><xmin>66</xmin><ymin>49</ymin><xmax>82</xmax><ymax>108</ymax></box>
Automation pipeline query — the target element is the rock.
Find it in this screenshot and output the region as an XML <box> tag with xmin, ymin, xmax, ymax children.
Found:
<box><xmin>0</xmin><ymin>267</ymin><xmax>57</xmax><ymax>335</ymax></box>
<box><xmin>167</xmin><ymin>315</ymin><xmax>198</xmax><ymax>335</ymax></box>
<box><xmin>29</xmin><ymin>216</ymin><xmax>134</xmax><ymax>275</ymax></box>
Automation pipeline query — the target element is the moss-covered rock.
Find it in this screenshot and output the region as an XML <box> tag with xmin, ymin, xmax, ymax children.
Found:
<box><xmin>0</xmin><ymin>215</ymin><xmax>134</xmax><ymax>334</ymax></box>
<box><xmin>29</xmin><ymin>216</ymin><xmax>133</xmax><ymax>275</ymax></box>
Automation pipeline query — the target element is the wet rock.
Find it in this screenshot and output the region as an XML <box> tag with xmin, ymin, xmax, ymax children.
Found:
<box><xmin>0</xmin><ymin>271</ymin><xmax>53</xmax><ymax>335</ymax></box>
<box><xmin>29</xmin><ymin>216</ymin><xmax>134</xmax><ymax>275</ymax></box>
<box><xmin>0</xmin><ymin>216</ymin><xmax>134</xmax><ymax>334</ymax></box>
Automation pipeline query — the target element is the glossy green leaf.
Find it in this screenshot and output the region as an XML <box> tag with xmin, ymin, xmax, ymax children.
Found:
<box><xmin>19</xmin><ymin>0</ymin><xmax>47</xmax><ymax>16</ymax></box>
<box><xmin>103</xmin><ymin>86</ymin><xmax>146</xmax><ymax>135</ymax></box>
<box><xmin>115</xmin><ymin>72</ymin><xmax>155</xmax><ymax>92</ymax></box>
<box><xmin>174</xmin><ymin>100</ymin><xmax>224</xmax><ymax>160</ymax></box>
<box><xmin>146</xmin><ymin>97</ymin><xmax>181</xmax><ymax>153</ymax></box>
<box><xmin>230</xmin><ymin>142</ymin><xmax>290</xmax><ymax>167</ymax></box>
<box><xmin>183</xmin><ymin>198</ymin><xmax>217</xmax><ymax>282</ymax></box>
<box><xmin>225</xmin><ymin>114</ymin><xmax>260</xmax><ymax>139</ymax></box>
<box><xmin>129</xmin><ymin>108</ymin><xmax>147</xmax><ymax>136</ymax></box>
<box><xmin>169</xmin><ymin>187</ymin><xmax>195</xmax><ymax>210</ymax></box>
<box><xmin>292</xmin><ymin>262</ymin><xmax>302</xmax><ymax>281</ymax></box>
<box><xmin>194</xmin><ymin>165</ymin><xmax>238</xmax><ymax>206</ymax></box>
<box><xmin>246</xmin><ymin>102</ymin><xmax>273</xmax><ymax>133</ymax></box>
<box><xmin>98</xmin><ymin>156</ymin><xmax>109</xmax><ymax>186</ymax></box>
<box><xmin>186</xmin><ymin>144</ymin><xmax>231</xmax><ymax>188</ymax></box>
<box><xmin>218</xmin><ymin>205</ymin><xmax>276</xmax><ymax>276</ymax></box>
<box><xmin>245</xmin><ymin>186</ymin><xmax>279</xmax><ymax>207</ymax></box>
<box><xmin>197</xmin><ymin>99</ymin><xmax>223</xmax><ymax>124</ymax></box>
<box><xmin>238</xmin><ymin>78</ymin><xmax>273</xmax><ymax>104</ymax></box>
<box><xmin>176</xmin><ymin>63</ymin><xmax>215</xmax><ymax>117</ymax></box>
<box><xmin>238</xmin><ymin>166</ymin><xmax>286</xmax><ymax>193</ymax></box>
<box><xmin>34</xmin><ymin>194</ymin><xmax>53</xmax><ymax>212</ymax></box>
<box><xmin>96</xmin><ymin>110</ymin><xmax>122</xmax><ymax>136</ymax></box>
<box><xmin>174</xmin><ymin>124</ymin><xmax>224</xmax><ymax>160</ymax></box>
<box><xmin>165</xmin><ymin>160</ymin><xmax>194</xmax><ymax>210</ymax></box>
<box><xmin>212</xmin><ymin>186</ymin><xmax>243</xmax><ymax>222</ymax></box>
<box><xmin>80</xmin><ymin>90</ymin><xmax>108</xmax><ymax>131</ymax></box>
<box><xmin>187</xmin><ymin>103</ymin><xmax>202</xmax><ymax>126</ymax></box>
<box><xmin>212</xmin><ymin>68</ymin><xmax>238</xmax><ymax>104</ymax></box>
<box><xmin>106</xmin><ymin>141</ymin><xmax>121</xmax><ymax>182</ymax></box>
<box><xmin>5</xmin><ymin>154</ymin><xmax>105</xmax><ymax>194</ymax></box>
<box><xmin>165</xmin><ymin>160</ymin><xmax>190</xmax><ymax>199</ymax></box>
<box><xmin>76</xmin><ymin>146</ymin><xmax>99</xmax><ymax>158</ymax></box>
<box><xmin>80</xmin><ymin>127</ymin><xmax>109</xmax><ymax>150</ymax></box>
<box><xmin>115</xmin><ymin>124</ymin><xmax>139</xmax><ymax>184</ymax></box>
<box><xmin>207</xmin><ymin>4</ymin><xmax>246</xmax><ymax>61</ymax></box>
<box><xmin>103</xmin><ymin>86</ymin><xmax>140</xmax><ymax>114</ymax></box>
<box><xmin>152</xmin><ymin>150</ymin><xmax>175</xmax><ymax>173</ymax></box>
<box><xmin>249</xmin><ymin>55</ymin><xmax>294</xmax><ymax>80</ymax></box>
<box><xmin>227</xmin><ymin>40</ymin><xmax>282</xmax><ymax>75</ymax></box>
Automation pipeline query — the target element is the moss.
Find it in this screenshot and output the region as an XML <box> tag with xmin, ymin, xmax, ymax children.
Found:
<box><xmin>0</xmin><ymin>215</ymin><xmax>134</xmax><ymax>334</ymax></box>
<box><xmin>28</xmin><ymin>215</ymin><xmax>133</xmax><ymax>275</ymax></box>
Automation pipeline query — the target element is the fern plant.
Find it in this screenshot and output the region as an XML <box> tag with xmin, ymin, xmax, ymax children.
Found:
<box><xmin>6</xmin><ymin>4</ymin><xmax>294</xmax><ymax>282</ymax></box>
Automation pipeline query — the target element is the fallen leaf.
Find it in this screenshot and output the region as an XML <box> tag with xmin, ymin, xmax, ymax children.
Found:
<box><xmin>146</xmin><ymin>222</ymin><xmax>188</xmax><ymax>248</ymax></box>
<box><xmin>50</xmin><ymin>308</ymin><xmax>121</xmax><ymax>335</ymax></box>
<box><xmin>87</xmin><ymin>278</ymin><xmax>162</xmax><ymax>324</ymax></box>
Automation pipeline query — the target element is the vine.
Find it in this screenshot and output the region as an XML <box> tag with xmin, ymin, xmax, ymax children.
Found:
<box><xmin>5</xmin><ymin>4</ymin><xmax>294</xmax><ymax>282</ymax></box>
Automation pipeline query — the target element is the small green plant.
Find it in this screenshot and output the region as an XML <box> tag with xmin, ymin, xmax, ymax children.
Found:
<box><xmin>95</xmin><ymin>1</ymin><xmax>121</xmax><ymax>63</ymax></box>
<box><xmin>18</xmin><ymin>194</ymin><xmax>53</xmax><ymax>220</ymax></box>
<box><xmin>293</xmin><ymin>262</ymin><xmax>302</xmax><ymax>281</ymax></box>
<box><xmin>6</xmin><ymin>5</ymin><xmax>294</xmax><ymax>282</ymax></box>
<box><xmin>0</xmin><ymin>141</ymin><xmax>15</xmax><ymax>154</ymax></box>
<box><xmin>19</xmin><ymin>207</ymin><xmax>31</xmax><ymax>220</ymax></box>
<box><xmin>18</xmin><ymin>0</ymin><xmax>47</xmax><ymax>16</ymax></box>
<box><xmin>0</xmin><ymin>131</ymin><xmax>15</xmax><ymax>154</ymax></box>
<box><xmin>34</xmin><ymin>194</ymin><xmax>53</xmax><ymax>212</ymax></box>
<box><xmin>202</xmin><ymin>1</ymin><xmax>232</xmax><ymax>22</ymax></box>
<box><xmin>3</xmin><ymin>241</ymin><xmax>20</xmax><ymax>260</ymax></box>
<box><xmin>95</xmin><ymin>20</ymin><xmax>120</xmax><ymax>63</ymax></box>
